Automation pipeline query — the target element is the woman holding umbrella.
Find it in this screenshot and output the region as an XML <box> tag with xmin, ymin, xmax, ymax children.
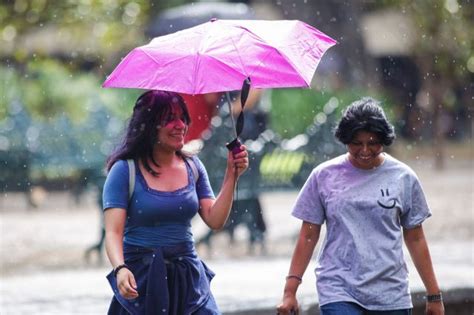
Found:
<box><xmin>103</xmin><ymin>90</ymin><xmax>248</xmax><ymax>314</ymax></box>
<box><xmin>277</xmin><ymin>98</ymin><xmax>444</xmax><ymax>315</ymax></box>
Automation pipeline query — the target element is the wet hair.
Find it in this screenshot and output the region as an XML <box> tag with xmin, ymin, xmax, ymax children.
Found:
<box><xmin>334</xmin><ymin>97</ymin><xmax>395</xmax><ymax>146</ymax></box>
<box><xmin>106</xmin><ymin>90</ymin><xmax>191</xmax><ymax>172</ymax></box>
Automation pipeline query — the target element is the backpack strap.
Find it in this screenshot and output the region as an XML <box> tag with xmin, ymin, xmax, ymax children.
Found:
<box><xmin>126</xmin><ymin>159</ymin><xmax>135</xmax><ymax>201</ymax></box>
<box><xmin>186</xmin><ymin>156</ymin><xmax>199</xmax><ymax>183</ymax></box>
<box><xmin>126</xmin><ymin>157</ymin><xmax>198</xmax><ymax>202</ymax></box>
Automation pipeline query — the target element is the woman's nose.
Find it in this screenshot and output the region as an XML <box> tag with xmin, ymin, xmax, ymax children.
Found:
<box><xmin>174</xmin><ymin>118</ymin><xmax>186</xmax><ymax>129</ymax></box>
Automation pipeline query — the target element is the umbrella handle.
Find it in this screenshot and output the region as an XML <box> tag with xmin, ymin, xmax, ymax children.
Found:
<box><xmin>226</xmin><ymin>138</ymin><xmax>243</xmax><ymax>154</ymax></box>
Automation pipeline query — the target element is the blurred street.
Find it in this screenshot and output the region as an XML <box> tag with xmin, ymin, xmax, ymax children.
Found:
<box><xmin>1</xmin><ymin>153</ymin><xmax>473</xmax><ymax>314</ymax></box>
<box><xmin>1</xmin><ymin>0</ymin><xmax>473</xmax><ymax>314</ymax></box>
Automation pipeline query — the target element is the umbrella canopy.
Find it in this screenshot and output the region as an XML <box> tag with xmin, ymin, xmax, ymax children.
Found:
<box><xmin>103</xmin><ymin>19</ymin><xmax>337</xmax><ymax>95</ymax></box>
<box><xmin>145</xmin><ymin>3</ymin><xmax>256</xmax><ymax>143</ymax></box>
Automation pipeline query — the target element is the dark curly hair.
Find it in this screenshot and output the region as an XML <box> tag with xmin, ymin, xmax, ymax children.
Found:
<box><xmin>106</xmin><ymin>90</ymin><xmax>191</xmax><ymax>172</ymax></box>
<box><xmin>334</xmin><ymin>97</ymin><xmax>395</xmax><ymax>146</ymax></box>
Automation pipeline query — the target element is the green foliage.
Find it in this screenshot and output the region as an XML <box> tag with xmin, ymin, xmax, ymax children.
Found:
<box><xmin>0</xmin><ymin>0</ymin><xmax>152</xmax><ymax>58</ymax></box>
<box><xmin>0</xmin><ymin>0</ymin><xmax>185</xmax><ymax>186</ymax></box>
<box><xmin>410</xmin><ymin>0</ymin><xmax>473</xmax><ymax>79</ymax></box>
<box><xmin>0</xmin><ymin>58</ymin><xmax>143</xmax><ymax>188</ymax></box>
<box><xmin>1</xmin><ymin>59</ymin><xmax>140</xmax><ymax>123</ymax></box>
<box><xmin>0</xmin><ymin>65</ymin><xmax>22</xmax><ymax>120</ymax></box>
<box><xmin>0</xmin><ymin>0</ymin><xmax>192</xmax><ymax>63</ymax></box>
<box><xmin>270</xmin><ymin>88</ymin><xmax>394</xmax><ymax>139</ymax></box>
<box><xmin>366</xmin><ymin>0</ymin><xmax>473</xmax><ymax>80</ymax></box>
<box><xmin>260</xmin><ymin>150</ymin><xmax>306</xmax><ymax>185</ymax></box>
<box><xmin>0</xmin><ymin>1</ymin><xmax>172</xmax><ymax>122</ymax></box>
<box><xmin>23</xmin><ymin>59</ymin><xmax>86</xmax><ymax>120</ymax></box>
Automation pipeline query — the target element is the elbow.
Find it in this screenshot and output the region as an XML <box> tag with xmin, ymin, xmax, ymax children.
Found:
<box><xmin>105</xmin><ymin>229</ymin><xmax>123</xmax><ymax>242</ymax></box>
<box><xmin>206</xmin><ymin>216</ymin><xmax>227</xmax><ymax>230</ymax></box>
<box><xmin>105</xmin><ymin>232</ymin><xmax>117</xmax><ymax>244</ymax></box>
<box><xmin>210</xmin><ymin>222</ymin><xmax>226</xmax><ymax>231</ymax></box>
<box><xmin>301</xmin><ymin>233</ymin><xmax>318</xmax><ymax>246</ymax></box>
<box><xmin>404</xmin><ymin>235</ymin><xmax>424</xmax><ymax>248</ymax></box>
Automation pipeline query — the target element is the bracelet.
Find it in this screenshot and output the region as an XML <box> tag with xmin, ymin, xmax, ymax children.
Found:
<box><xmin>425</xmin><ymin>292</ymin><xmax>443</xmax><ymax>302</ymax></box>
<box><xmin>114</xmin><ymin>263</ymin><xmax>130</xmax><ymax>277</ymax></box>
<box><xmin>286</xmin><ymin>275</ymin><xmax>303</xmax><ymax>284</ymax></box>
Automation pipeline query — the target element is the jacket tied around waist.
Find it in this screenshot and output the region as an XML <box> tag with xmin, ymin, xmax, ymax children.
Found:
<box><xmin>106</xmin><ymin>242</ymin><xmax>215</xmax><ymax>315</ymax></box>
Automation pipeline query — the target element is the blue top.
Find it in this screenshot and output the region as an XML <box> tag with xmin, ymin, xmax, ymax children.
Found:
<box><xmin>292</xmin><ymin>154</ymin><xmax>431</xmax><ymax>310</ymax></box>
<box><xmin>103</xmin><ymin>156</ymin><xmax>215</xmax><ymax>247</ymax></box>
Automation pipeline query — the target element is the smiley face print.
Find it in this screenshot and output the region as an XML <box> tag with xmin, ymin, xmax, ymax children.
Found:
<box><xmin>377</xmin><ymin>188</ymin><xmax>397</xmax><ymax>209</ymax></box>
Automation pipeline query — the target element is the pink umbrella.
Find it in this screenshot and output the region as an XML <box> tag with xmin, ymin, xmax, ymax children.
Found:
<box><xmin>103</xmin><ymin>19</ymin><xmax>336</xmax><ymax>152</ymax></box>
<box><xmin>102</xmin><ymin>19</ymin><xmax>336</xmax><ymax>94</ymax></box>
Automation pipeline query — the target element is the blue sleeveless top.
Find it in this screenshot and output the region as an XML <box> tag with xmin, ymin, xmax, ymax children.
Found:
<box><xmin>103</xmin><ymin>156</ymin><xmax>215</xmax><ymax>247</ymax></box>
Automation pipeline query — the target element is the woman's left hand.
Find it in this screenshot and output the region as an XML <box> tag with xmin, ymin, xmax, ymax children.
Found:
<box><xmin>426</xmin><ymin>301</ymin><xmax>445</xmax><ymax>315</ymax></box>
<box><xmin>227</xmin><ymin>145</ymin><xmax>249</xmax><ymax>178</ymax></box>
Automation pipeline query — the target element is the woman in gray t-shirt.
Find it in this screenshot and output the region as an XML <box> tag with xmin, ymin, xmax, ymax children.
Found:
<box><xmin>277</xmin><ymin>98</ymin><xmax>444</xmax><ymax>315</ymax></box>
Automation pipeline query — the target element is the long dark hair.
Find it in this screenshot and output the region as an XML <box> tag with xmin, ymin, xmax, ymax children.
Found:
<box><xmin>334</xmin><ymin>97</ymin><xmax>395</xmax><ymax>146</ymax></box>
<box><xmin>106</xmin><ymin>90</ymin><xmax>191</xmax><ymax>172</ymax></box>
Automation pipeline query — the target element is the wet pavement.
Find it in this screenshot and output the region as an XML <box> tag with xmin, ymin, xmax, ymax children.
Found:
<box><xmin>1</xmin><ymin>156</ymin><xmax>473</xmax><ymax>314</ymax></box>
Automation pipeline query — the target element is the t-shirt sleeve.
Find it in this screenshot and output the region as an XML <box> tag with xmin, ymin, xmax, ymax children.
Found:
<box><xmin>400</xmin><ymin>172</ymin><xmax>431</xmax><ymax>228</ymax></box>
<box><xmin>192</xmin><ymin>156</ymin><xmax>215</xmax><ymax>200</ymax></box>
<box><xmin>292</xmin><ymin>169</ymin><xmax>325</xmax><ymax>224</ymax></box>
<box><xmin>102</xmin><ymin>160</ymin><xmax>129</xmax><ymax>211</ymax></box>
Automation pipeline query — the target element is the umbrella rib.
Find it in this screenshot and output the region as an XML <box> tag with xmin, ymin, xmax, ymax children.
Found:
<box><xmin>140</xmin><ymin>46</ymin><xmax>196</xmax><ymax>69</ymax></box>
<box><xmin>139</xmin><ymin>47</ymin><xmax>198</xmax><ymax>91</ymax></box>
<box><xmin>228</xmin><ymin>24</ymin><xmax>309</xmax><ymax>87</ymax></box>
<box><xmin>228</xmin><ymin>33</ymin><xmax>249</xmax><ymax>78</ymax></box>
<box><xmin>139</xmin><ymin>48</ymin><xmax>168</xmax><ymax>66</ymax></box>
<box><xmin>203</xmin><ymin>54</ymin><xmax>248</xmax><ymax>77</ymax></box>
<box><xmin>260</xmin><ymin>46</ymin><xmax>309</xmax><ymax>86</ymax></box>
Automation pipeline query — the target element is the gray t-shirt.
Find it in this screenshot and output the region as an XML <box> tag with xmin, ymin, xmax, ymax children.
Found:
<box><xmin>292</xmin><ymin>153</ymin><xmax>431</xmax><ymax>310</ymax></box>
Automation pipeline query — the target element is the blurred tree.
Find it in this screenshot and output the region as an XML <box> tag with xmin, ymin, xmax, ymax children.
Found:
<box><xmin>0</xmin><ymin>0</ymin><xmax>159</xmax><ymax>188</ymax></box>
<box><xmin>0</xmin><ymin>0</ymin><xmax>153</xmax><ymax>120</ymax></box>
<box><xmin>369</xmin><ymin>0</ymin><xmax>473</xmax><ymax>168</ymax></box>
<box><xmin>0</xmin><ymin>0</ymin><xmax>150</xmax><ymax>61</ymax></box>
<box><xmin>269</xmin><ymin>88</ymin><xmax>394</xmax><ymax>139</ymax></box>
<box><xmin>0</xmin><ymin>0</ymin><xmax>192</xmax><ymax>119</ymax></box>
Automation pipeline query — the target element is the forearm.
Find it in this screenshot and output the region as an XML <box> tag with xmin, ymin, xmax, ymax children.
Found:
<box><xmin>200</xmin><ymin>149</ymin><xmax>248</xmax><ymax>230</ymax></box>
<box><xmin>104</xmin><ymin>209</ymin><xmax>127</xmax><ymax>268</ymax></box>
<box><xmin>105</xmin><ymin>231</ymin><xmax>125</xmax><ymax>268</ymax></box>
<box><xmin>205</xmin><ymin>171</ymin><xmax>236</xmax><ymax>229</ymax></box>
<box><xmin>284</xmin><ymin>223</ymin><xmax>320</xmax><ymax>296</ymax></box>
<box><xmin>404</xmin><ymin>227</ymin><xmax>440</xmax><ymax>294</ymax></box>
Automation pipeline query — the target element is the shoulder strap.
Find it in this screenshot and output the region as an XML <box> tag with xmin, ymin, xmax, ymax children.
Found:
<box><xmin>186</xmin><ymin>157</ymin><xmax>199</xmax><ymax>183</ymax></box>
<box><xmin>126</xmin><ymin>159</ymin><xmax>135</xmax><ymax>201</ymax></box>
<box><xmin>126</xmin><ymin>158</ymin><xmax>197</xmax><ymax>201</ymax></box>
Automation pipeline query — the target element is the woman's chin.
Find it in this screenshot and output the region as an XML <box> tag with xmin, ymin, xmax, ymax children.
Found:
<box><xmin>175</xmin><ymin>142</ymin><xmax>185</xmax><ymax>150</ymax></box>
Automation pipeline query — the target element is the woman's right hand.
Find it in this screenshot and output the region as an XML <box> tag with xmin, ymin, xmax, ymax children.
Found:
<box><xmin>116</xmin><ymin>268</ymin><xmax>139</xmax><ymax>299</ymax></box>
<box><xmin>226</xmin><ymin>145</ymin><xmax>249</xmax><ymax>179</ymax></box>
<box><xmin>277</xmin><ymin>294</ymin><xmax>299</xmax><ymax>315</ymax></box>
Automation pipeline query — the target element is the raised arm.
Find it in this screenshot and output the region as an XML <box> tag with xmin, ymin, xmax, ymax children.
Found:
<box><xmin>277</xmin><ymin>222</ymin><xmax>321</xmax><ymax>315</ymax></box>
<box><xmin>403</xmin><ymin>225</ymin><xmax>444</xmax><ymax>315</ymax></box>
<box><xmin>199</xmin><ymin>147</ymin><xmax>248</xmax><ymax>230</ymax></box>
